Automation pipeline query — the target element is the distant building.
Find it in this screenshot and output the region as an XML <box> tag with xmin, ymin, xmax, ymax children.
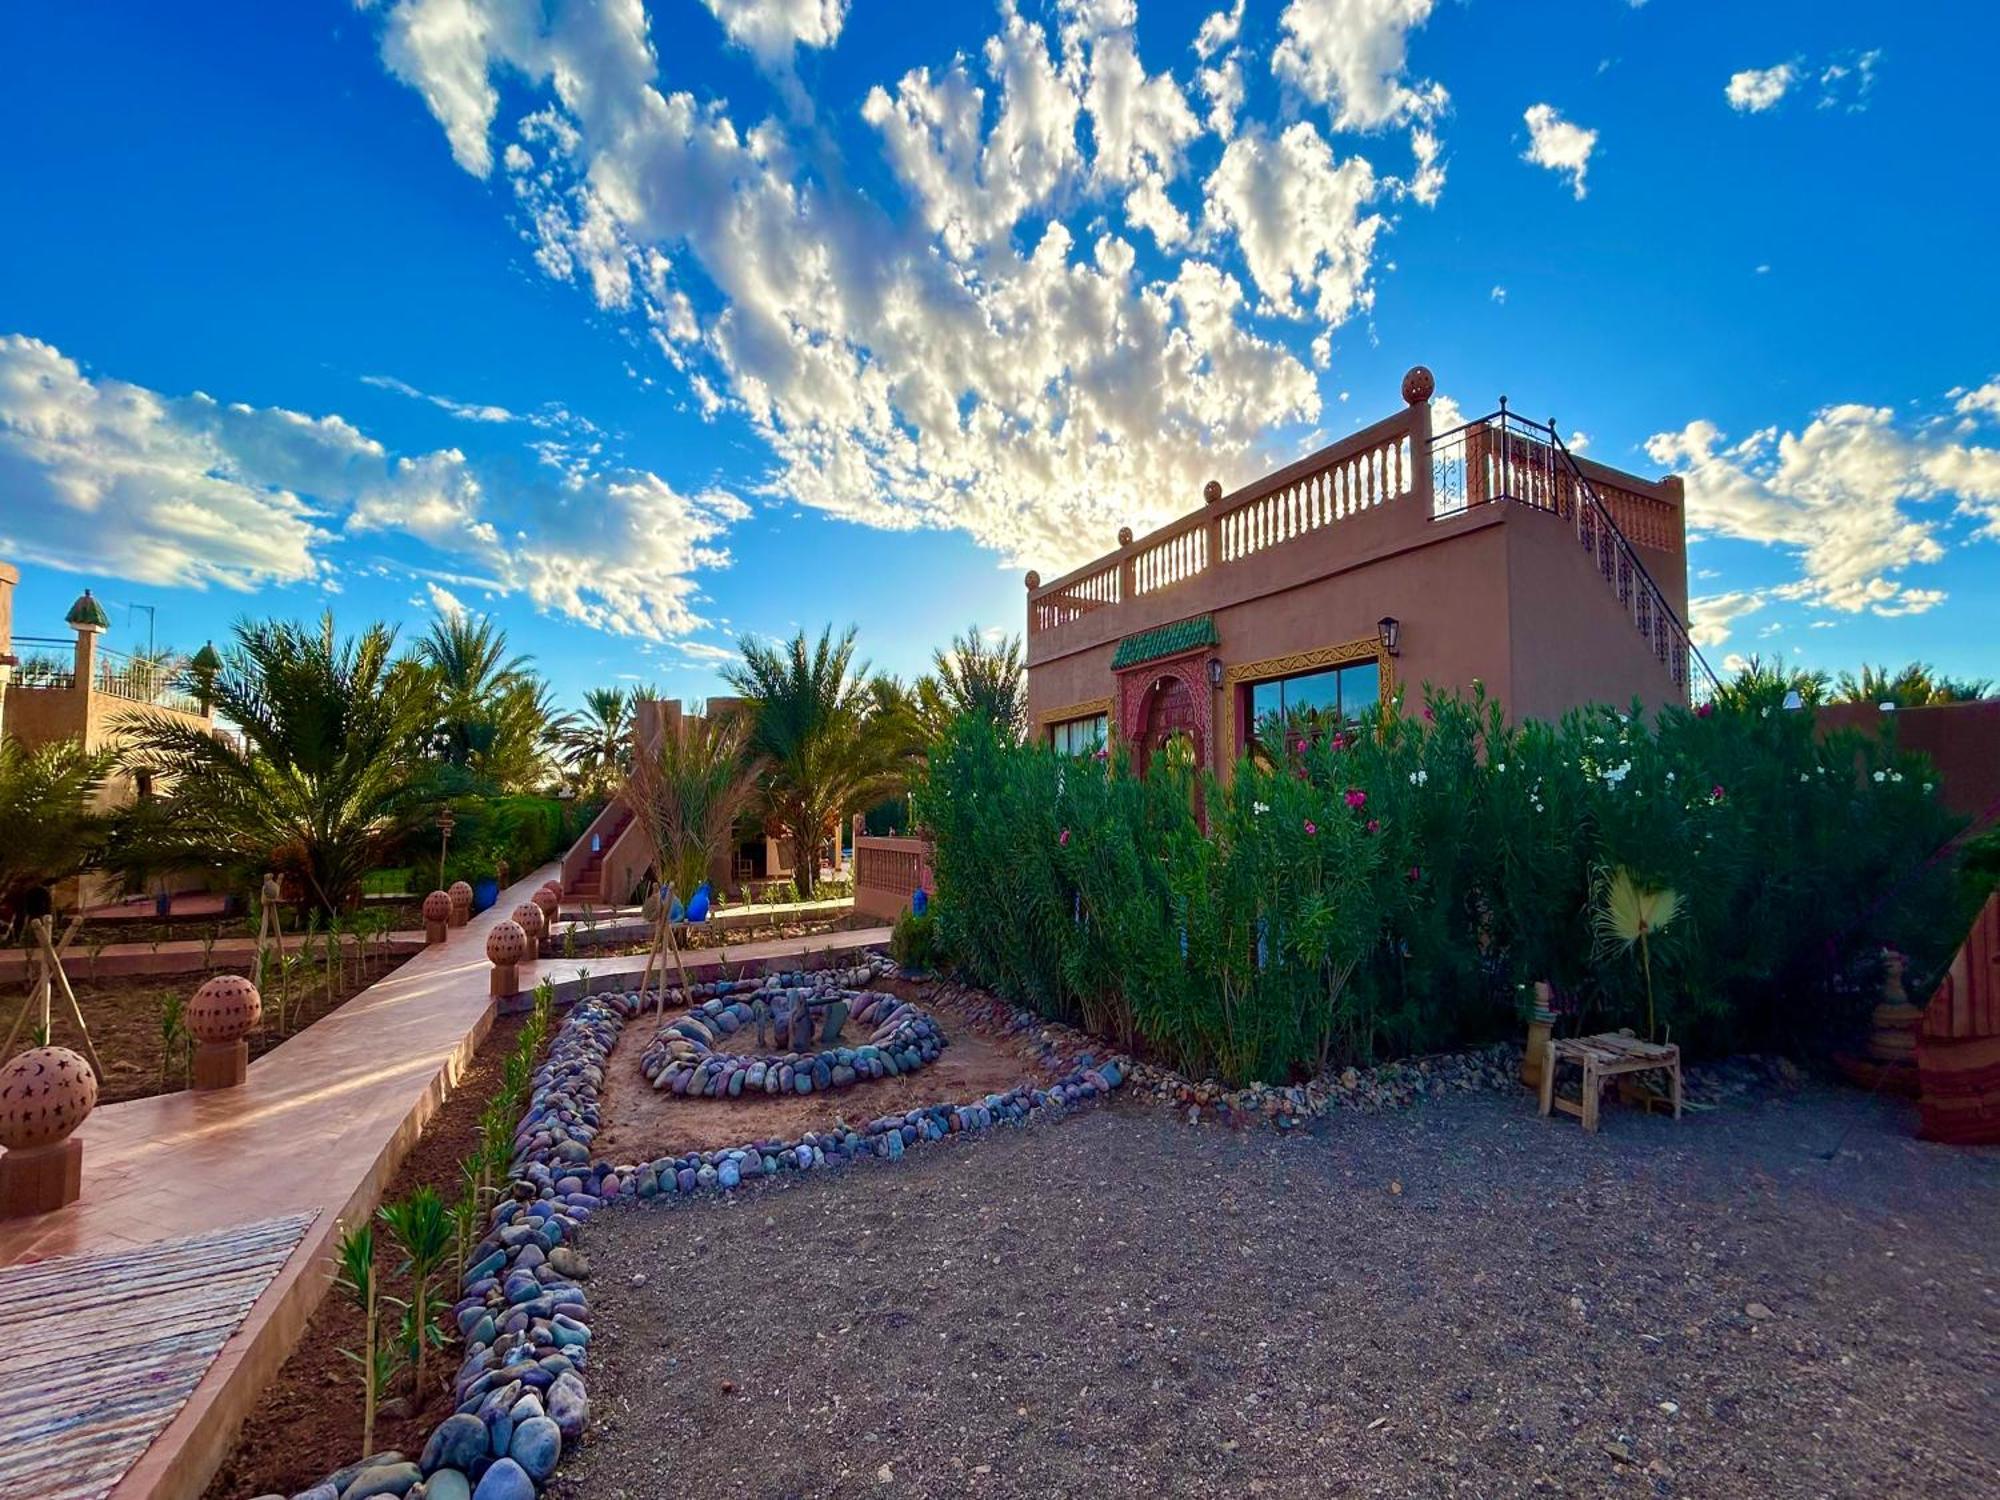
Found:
<box><xmin>0</xmin><ymin>561</ymin><xmax>220</xmax><ymax>902</ymax></box>
<box><xmin>1023</xmin><ymin>368</ymin><xmax>1708</xmax><ymax>778</ymax></box>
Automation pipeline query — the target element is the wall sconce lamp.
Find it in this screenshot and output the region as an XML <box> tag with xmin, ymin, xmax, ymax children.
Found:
<box><xmin>1377</xmin><ymin>616</ymin><xmax>1401</xmax><ymax>657</ymax></box>
<box><xmin>1207</xmin><ymin>658</ymin><xmax>1224</xmax><ymax>689</ymax></box>
<box><xmin>1782</xmin><ymin>689</ymin><xmax>1804</xmax><ymax>712</ymax></box>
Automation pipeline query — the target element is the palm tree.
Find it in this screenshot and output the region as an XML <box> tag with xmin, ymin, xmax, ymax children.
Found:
<box><xmin>119</xmin><ymin>615</ymin><xmax>432</xmax><ymax>914</ymax></box>
<box><xmin>1717</xmin><ymin>654</ymin><xmax>1830</xmax><ymax>711</ymax></box>
<box><xmin>622</xmin><ymin>706</ymin><xmax>762</xmax><ymax>904</ymax></box>
<box><xmin>723</xmin><ymin>627</ymin><xmax>905</xmax><ymax>897</ymax></box>
<box><xmin>1832</xmin><ymin>662</ymin><xmax>1993</xmax><ymax>707</ymax></box>
<box><xmin>0</xmin><ymin>737</ymin><xmax>115</xmax><ymax>924</ymax></box>
<box><xmin>411</xmin><ymin>611</ymin><xmax>553</xmax><ymax>788</ymax></box>
<box><xmin>916</xmin><ymin>624</ymin><xmax>1026</xmax><ymax>741</ymax></box>
<box><xmin>559</xmin><ymin>687</ymin><xmax>633</xmax><ymax>794</ymax></box>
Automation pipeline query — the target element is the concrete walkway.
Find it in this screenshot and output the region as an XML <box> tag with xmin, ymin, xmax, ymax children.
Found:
<box><xmin>0</xmin><ymin>865</ymin><xmax>886</xmax><ymax>1500</ymax></box>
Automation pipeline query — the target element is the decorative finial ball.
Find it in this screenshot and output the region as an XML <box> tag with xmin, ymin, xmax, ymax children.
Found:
<box><xmin>512</xmin><ymin>902</ymin><xmax>544</xmax><ymax>939</ymax></box>
<box><xmin>261</xmin><ymin>873</ymin><xmax>281</xmax><ymax>904</ymax></box>
<box><xmin>448</xmin><ymin>880</ymin><xmax>473</xmax><ymax>903</ymax></box>
<box><xmin>1024</xmin><ymin>570</ymin><xmax>1041</xmax><ymax>590</ymax></box>
<box><xmin>188</xmin><ymin>974</ymin><xmax>263</xmax><ymax>1044</ymax></box>
<box><xmin>486</xmin><ymin>920</ymin><xmax>527</xmax><ymax>966</ymax></box>
<box><xmin>422</xmin><ymin>890</ymin><xmax>453</xmax><ymax>924</ymax></box>
<box><xmin>1117</xmin><ymin>526</ymin><xmax>1133</xmax><ymax>546</ymax></box>
<box><xmin>1203</xmin><ymin>479</ymin><xmax>1223</xmax><ymax>505</ymax></box>
<box><xmin>533</xmin><ymin>887</ymin><xmax>559</xmax><ymax>924</ymax></box>
<box><xmin>1401</xmin><ymin>365</ymin><xmax>1435</xmax><ymax>405</ymax></box>
<box><xmin>538</xmin><ymin>879</ymin><xmax>562</xmax><ymax>902</ymax></box>
<box><xmin>0</xmin><ymin>1046</ymin><xmax>98</xmax><ymax>1151</ymax></box>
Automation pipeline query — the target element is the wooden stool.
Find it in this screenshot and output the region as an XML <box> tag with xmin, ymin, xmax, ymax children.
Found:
<box><xmin>1539</xmin><ymin>1032</ymin><xmax>1682</xmax><ymax>1132</ymax></box>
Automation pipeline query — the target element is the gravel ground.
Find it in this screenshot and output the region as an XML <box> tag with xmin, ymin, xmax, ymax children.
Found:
<box><xmin>553</xmin><ymin>1084</ymin><xmax>1998</xmax><ymax>1499</ymax></box>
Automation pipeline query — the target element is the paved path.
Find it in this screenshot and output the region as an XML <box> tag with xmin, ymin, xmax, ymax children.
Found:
<box><xmin>0</xmin><ymin>867</ymin><xmax>886</xmax><ymax>1500</ymax></box>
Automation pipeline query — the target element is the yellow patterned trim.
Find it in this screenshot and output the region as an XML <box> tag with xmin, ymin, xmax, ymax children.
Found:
<box><xmin>1037</xmin><ymin>696</ymin><xmax>1114</xmax><ymax>747</ymax></box>
<box><xmin>1216</xmin><ymin>638</ymin><xmax>1394</xmax><ymax>771</ymax></box>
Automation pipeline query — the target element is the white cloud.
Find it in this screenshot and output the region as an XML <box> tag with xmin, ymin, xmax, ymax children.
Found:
<box><xmin>366</xmin><ymin>0</ymin><xmax>1383</xmax><ymax>574</ymax></box>
<box><xmin>424</xmin><ymin>581</ymin><xmax>469</xmax><ymax>615</ymax></box>
<box><xmin>362</xmin><ymin>373</ymin><xmax>516</xmax><ymax>423</ymax></box>
<box><xmin>1646</xmin><ymin>391</ymin><xmax>2000</xmax><ymax>619</ymax></box>
<box><xmin>1522</xmin><ymin>103</ymin><xmax>1596</xmax><ymax>199</ymax></box>
<box><xmin>1193</xmin><ymin>0</ymin><xmax>1242</xmax><ymax>60</ymax></box>
<box><xmin>1489</xmin><ymin>285</ymin><xmax>1506</xmax><ymax>304</ymax></box>
<box><xmin>1952</xmin><ymin>378</ymin><xmax>2000</xmax><ymax>424</ymax></box>
<box><xmin>1201</xmin><ymin>122</ymin><xmax>1385</xmax><ymax>324</ymax></box>
<box><xmin>1818</xmin><ymin>48</ymin><xmax>1881</xmax><ymax>111</ymax></box>
<box><xmin>1270</xmin><ymin>0</ymin><xmax>1447</xmax><ymax>132</ymax></box>
<box><xmin>699</xmin><ymin>0</ymin><xmax>849</xmax><ymax>66</ymax></box>
<box><xmin>1687</xmin><ymin>589</ymin><xmax>1766</xmax><ymax>647</ymax></box>
<box><xmin>0</xmin><ymin>333</ymin><xmax>746</xmax><ymax>640</ymax></box>
<box><xmin>1725</xmin><ymin>62</ymin><xmax>1797</xmax><ymax>113</ymax></box>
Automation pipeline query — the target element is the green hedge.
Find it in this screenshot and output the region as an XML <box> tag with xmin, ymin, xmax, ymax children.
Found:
<box><xmin>919</xmin><ymin>682</ymin><xmax>1967</xmax><ymax>1085</ymax></box>
<box><xmin>413</xmin><ymin>794</ymin><xmax>595</xmax><ymax>891</ymax></box>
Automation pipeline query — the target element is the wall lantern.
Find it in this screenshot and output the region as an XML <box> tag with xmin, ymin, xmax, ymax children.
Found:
<box><xmin>1207</xmin><ymin>658</ymin><xmax>1224</xmax><ymax>689</ymax></box>
<box><xmin>1377</xmin><ymin>616</ymin><xmax>1401</xmax><ymax>657</ymax></box>
<box><xmin>1782</xmin><ymin>689</ymin><xmax>1804</xmax><ymax>712</ymax></box>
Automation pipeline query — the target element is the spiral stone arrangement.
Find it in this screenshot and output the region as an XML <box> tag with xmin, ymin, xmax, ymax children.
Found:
<box><xmin>639</xmin><ymin>976</ymin><xmax>946</xmax><ymax>1099</ymax></box>
<box><xmin>292</xmin><ymin>954</ymin><xmax>1129</xmax><ymax>1500</ymax></box>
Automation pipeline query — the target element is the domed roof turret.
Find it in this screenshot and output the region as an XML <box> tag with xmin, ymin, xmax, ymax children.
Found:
<box><xmin>65</xmin><ymin>589</ymin><xmax>110</xmax><ymax>631</ymax></box>
<box><xmin>190</xmin><ymin>640</ymin><xmax>223</xmax><ymax>672</ymax></box>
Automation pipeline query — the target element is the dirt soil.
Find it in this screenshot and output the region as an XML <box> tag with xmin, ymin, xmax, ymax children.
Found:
<box><xmin>554</xmin><ymin>1083</ymin><xmax>1999</xmax><ymax>1500</ymax></box>
<box><xmin>7</xmin><ymin>946</ymin><xmax>417</xmax><ymax>1105</ymax></box>
<box><xmin>573</xmin><ymin>911</ymin><xmax>870</xmax><ymax>959</ymax></box>
<box><xmin>591</xmin><ymin>979</ymin><xmax>1058</xmax><ymax>1160</ymax></box>
<box><xmin>203</xmin><ymin>1012</ymin><xmax>536</xmax><ymax>1500</ymax></box>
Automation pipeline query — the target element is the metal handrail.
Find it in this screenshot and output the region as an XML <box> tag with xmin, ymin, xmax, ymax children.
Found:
<box><xmin>1430</xmin><ymin>403</ymin><xmax>1719</xmax><ymax>704</ymax></box>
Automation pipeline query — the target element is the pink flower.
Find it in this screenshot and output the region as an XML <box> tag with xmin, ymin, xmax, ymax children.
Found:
<box><xmin>1344</xmin><ymin>788</ymin><xmax>1367</xmax><ymax>810</ymax></box>
<box><xmin>1407</xmin><ymin>865</ymin><xmax>1422</xmax><ymax>883</ymax></box>
<box><xmin>1710</xmin><ymin>784</ymin><xmax>1726</xmax><ymax>802</ymax></box>
<box><xmin>1058</xmin><ymin>828</ymin><xmax>1070</xmax><ymax>846</ymax></box>
<box><xmin>1291</xmin><ymin>737</ymin><xmax>1305</xmax><ymax>753</ymax></box>
<box><xmin>1422</xmin><ymin>705</ymin><xmax>1434</xmax><ymax>722</ymax></box>
<box><xmin>1304</xmin><ymin>820</ymin><xmax>1318</xmax><ymax>836</ymax></box>
<box><xmin>1331</xmin><ymin>732</ymin><xmax>1348</xmax><ymax>751</ymax></box>
<box><xmin>1366</xmin><ymin>818</ymin><xmax>1380</xmax><ymax>834</ymax></box>
<box><xmin>1094</xmin><ymin>747</ymin><xmax>1109</xmax><ymax>761</ymax></box>
<box><xmin>1695</xmin><ymin>702</ymin><xmax>1714</xmax><ymax>719</ymax></box>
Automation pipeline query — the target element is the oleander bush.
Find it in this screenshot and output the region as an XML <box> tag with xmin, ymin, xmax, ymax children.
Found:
<box><xmin>920</xmin><ymin>679</ymin><xmax>1967</xmax><ymax>1084</ymax></box>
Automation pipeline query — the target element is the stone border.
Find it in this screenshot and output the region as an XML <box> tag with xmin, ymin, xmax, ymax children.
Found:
<box><xmin>296</xmin><ymin>955</ymin><xmax>1126</xmax><ymax>1500</ymax></box>
<box><xmin>636</xmin><ymin>963</ymin><xmax>946</xmax><ymax>1100</ymax></box>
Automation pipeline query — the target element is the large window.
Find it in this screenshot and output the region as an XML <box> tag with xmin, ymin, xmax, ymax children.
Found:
<box><xmin>1049</xmin><ymin>713</ymin><xmax>1108</xmax><ymax>757</ymax></box>
<box><xmin>1246</xmin><ymin>659</ymin><xmax>1380</xmax><ymax>755</ymax></box>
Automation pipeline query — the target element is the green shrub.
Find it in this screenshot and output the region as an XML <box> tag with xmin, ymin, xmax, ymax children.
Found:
<box><xmin>919</xmin><ymin>683</ymin><xmax>1966</xmax><ymax>1084</ymax></box>
<box><xmin>890</xmin><ymin>907</ymin><xmax>940</xmax><ymax>972</ymax></box>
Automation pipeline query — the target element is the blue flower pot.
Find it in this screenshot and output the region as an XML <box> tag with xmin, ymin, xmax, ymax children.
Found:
<box><xmin>472</xmin><ymin>877</ymin><xmax>500</xmax><ymax>913</ymax></box>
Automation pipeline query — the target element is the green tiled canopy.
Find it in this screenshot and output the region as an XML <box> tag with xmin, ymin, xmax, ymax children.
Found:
<box><xmin>1111</xmin><ymin>614</ymin><xmax>1218</xmax><ymax>670</ymax></box>
<box><xmin>64</xmin><ymin>589</ymin><xmax>110</xmax><ymax>630</ymax></box>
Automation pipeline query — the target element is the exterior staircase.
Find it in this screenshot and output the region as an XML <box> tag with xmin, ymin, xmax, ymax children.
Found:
<box><xmin>560</xmin><ymin>801</ymin><xmax>636</xmax><ymax>905</ymax></box>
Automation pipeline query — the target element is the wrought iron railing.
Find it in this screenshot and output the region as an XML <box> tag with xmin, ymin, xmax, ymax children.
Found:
<box><xmin>1429</xmin><ymin>403</ymin><xmax>1719</xmax><ymax>704</ymax></box>
<box><xmin>2</xmin><ymin>638</ymin><xmax>205</xmax><ymax>712</ymax></box>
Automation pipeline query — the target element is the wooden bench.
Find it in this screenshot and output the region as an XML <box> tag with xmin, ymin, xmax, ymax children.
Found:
<box><xmin>1539</xmin><ymin>1031</ymin><xmax>1682</xmax><ymax>1132</ymax></box>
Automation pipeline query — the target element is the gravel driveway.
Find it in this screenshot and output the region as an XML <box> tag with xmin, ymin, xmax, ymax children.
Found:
<box><xmin>552</xmin><ymin>1083</ymin><xmax>1998</xmax><ymax>1499</ymax></box>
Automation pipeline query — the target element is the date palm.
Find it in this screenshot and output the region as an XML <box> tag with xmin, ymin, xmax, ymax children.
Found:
<box><xmin>0</xmin><ymin>737</ymin><xmax>114</xmax><ymax>921</ymax></box>
<box><xmin>118</xmin><ymin>615</ymin><xmax>431</xmax><ymax>915</ymax></box>
<box><xmin>623</xmin><ymin>706</ymin><xmax>762</xmax><ymax>907</ymax></box>
<box><xmin>723</xmin><ymin>627</ymin><xmax>905</xmax><ymax>897</ymax></box>
<box><xmin>560</xmin><ymin>686</ymin><xmax>633</xmax><ymax>794</ymax></box>
<box><xmin>915</xmin><ymin>624</ymin><xmax>1026</xmax><ymax>742</ymax></box>
<box><xmin>412</xmin><ymin>610</ymin><xmax>553</xmax><ymax>788</ymax></box>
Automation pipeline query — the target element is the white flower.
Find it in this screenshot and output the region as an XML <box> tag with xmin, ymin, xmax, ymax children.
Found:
<box><xmin>1800</xmin><ymin>773</ymin><xmax>1810</xmax><ymax>784</ymax></box>
<box><xmin>1253</xmin><ymin>801</ymin><xmax>1270</xmax><ymax>816</ymax></box>
<box><xmin>1924</xmin><ymin>782</ymin><xmax>1934</xmax><ymax>793</ymax></box>
<box><xmin>1409</xmin><ymin>769</ymin><xmax>1429</xmax><ymax>786</ymax></box>
<box><xmin>1872</xmin><ymin>770</ymin><xmax>1886</xmax><ymax>783</ymax></box>
<box><xmin>1665</xmin><ymin>770</ymin><xmax>1676</xmax><ymax>783</ymax></box>
<box><xmin>1760</xmin><ymin>706</ymin><xmax>1770</xmax><ymax>719</ymax></box>
<box><xmin>1891</xmin><ymin>771</ymin><xmax>1904</xmax><ymax>783</ymax></box>
<box><xmin>1496</xmin><ymin>763</ymin><xmax>1507</xmax><ymax>773</ymax></box>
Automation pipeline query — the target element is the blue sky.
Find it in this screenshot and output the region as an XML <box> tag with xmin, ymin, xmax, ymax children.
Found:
<box><xmin>2</xmin><ymin>0</ymin><xmax>1995</xmax><ymax>709</ymax></box>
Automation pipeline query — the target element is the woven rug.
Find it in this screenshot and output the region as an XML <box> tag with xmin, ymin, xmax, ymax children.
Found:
<box><xmin>0</xmin><ymin>1211</ymin><xmax>316</xmax><ymax>1500</ymax></box>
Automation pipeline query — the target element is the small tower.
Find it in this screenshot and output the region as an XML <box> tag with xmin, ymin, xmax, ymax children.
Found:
<box><xmin>65</xmin><ymin>588</ymin><xmax>110</xmax><ymax>689</ymax></box>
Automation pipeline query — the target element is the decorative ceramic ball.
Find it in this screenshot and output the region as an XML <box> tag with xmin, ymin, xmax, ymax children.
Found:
<box><xmin>422</xmin><ymin>890</ymin><xmax>453</xmax><ymax>924</ymax></box>
<box><xmin>539</xmin><ymin>878</ymin><xmax>562</xmax><ymax>900</ymax></box>
<box><xmin>486</xmin><ymin>920</ymin><xmax>527</xmax><ymax>966</ymax></box>
<box><xmin>1203</xmin><ymin>479</ymin><xmax>1223</xmax><ymax>505</ymax></box>
<box><xmin>188</xmin><ymin>974</ymin><xmax>263</xmax><ymax>1043</ymax></box>
<box><xmin>1117</xmin><ymin>526</ymin><xmax>1133</xmax><ymax>546</ymax></box>
<box><xmin>512</xmin><ymin>902</ymin><xmax>544</xmax><ymax>939</ymax></box>
<box><xmin>0</xmin><ymin>1046</ymin><xmax>98</xmax><ymax>1151</ymax></box>
<box><xmin>1401</xmin><ymin>364</ymin><xmax>1436</xmax><ymax>405</ymax></box>
<box><xmin>448</xmin><ymin>880</ymin><xmax>474</xmax><ymax>906</ymax></box>
<box><xmin>1024</xmin><ymin>570</ymin><xmax>1040</xmax><ymax>590</ymax></box>
<box><xmin>533</xmin><ymin>887</ymin><xmax>559</xmax><ymax>923</ymax></box>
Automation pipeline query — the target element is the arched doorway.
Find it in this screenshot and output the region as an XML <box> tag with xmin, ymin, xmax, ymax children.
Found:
<box><xmin>1138</xmin><ymin>674</ymin><xmax>1203</xmax><ymax>779</ymax></box>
